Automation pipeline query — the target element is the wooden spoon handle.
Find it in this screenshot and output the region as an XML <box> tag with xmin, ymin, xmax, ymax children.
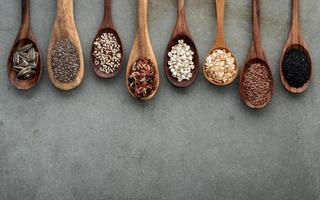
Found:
<box><xmin>291</xmin><ymin>0</ymin><xmax>300</xmax><ymax>31</ymax></box>
<box><xmin>252</xmin><ymin>0</ymin><xmax>263</xmax><ymax>55</ymax></box>
<box><xmin>137</xmin><ymin>0</ymin><xmax>149</xmax><ymax>56</ymax></box>
<box><xmin>173</xmin><ymin>0</ymin><xmax>188</xmax><ymax>33</ymax></box>
<box><xmin>103</xmin><ymin>0</ymin><xmax>114</xmax><ymax>27</ymax></box>
<box><xmin>21</xmin><ymin>0</ymin><xmax>30</xmax><ymax>28</ymax></box>
<box><xmin>56</xmin><ymin>0</ymin><xmax>74</xmax><ymax>22</ymax></box>
<box><xmin>215</xmin><ymin>0</ymin><xmax>225</xmax><ymax>47</ymax></box>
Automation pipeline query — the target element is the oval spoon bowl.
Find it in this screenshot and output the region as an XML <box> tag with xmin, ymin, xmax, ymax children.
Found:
<box><xmin>280</xmin><ymin>44</ymin><xmax>311</xmax><ymax>94</ymax></box>
<box><xmin>164</xmin><ymin>34</ymin><xmax>199</xmax><ymax>88</ymax></box>
<box><xmin>126</xmin><ymin>58</ymin><xmax>159</xmax><ymax>101</ymax></box>
<box><xmin>91</xmin><ymin>28</ymin><xmax>123</xmax><ymax>79</ymax></box>
<box><xmin>240</xmin><ymin>58</ymin><xmax>274</xmax><ymax>109</ymax></box>
<box><xmin>7</xmin><ymin>38</ymin><xmax>42</xmax><ymax>90</ymax></box>
<box><xmin>203</xmin><ymin>47</ymin><xmax>238</xmax><ymax>86</ymax></box>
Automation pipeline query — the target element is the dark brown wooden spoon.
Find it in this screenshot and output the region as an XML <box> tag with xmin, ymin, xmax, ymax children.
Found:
<box><xmin>91</xmin><ymin>0</ymin><xmax>123</xmax><ymax>79</ymax></box>
<box><xmin>163</xmin><ymin>0</ymin><xmax>199</xmax><ymax>88</ymax></box>
<box><xmin>239</xmin><ymin>0</ymin><xmax>274</xmax><ymax>109</ymax></box>
<box><xmin>7</xmin><ymin>0</ymin><xmax>42</xmax><ymax>90</ymax></box>
<box><xmin>280</xmin><ymin>0</ymin><xmax>312</xmax><ymax>94</ymax></box>
<box><xmin>203</xmin><ymin>0</ymin><xmax>238</xmax><ymax>86</ymax></box>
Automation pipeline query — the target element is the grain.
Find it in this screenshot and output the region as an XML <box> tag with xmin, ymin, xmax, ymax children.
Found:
<box><xmin>168</xmin><ymin>39</ymin><xmax>194</xmax><ymax>82</ymax></box>
<box><xmin>243</xmin><ymin>63</ymin><xmax>272</xmax><ymax>107</ymax></box>
<box><xmin>93</xmin><ymin>32</ymin><xmax>122</xmax><ymax>74</ymax></box>
<box><xmin>128</xmin><ymin>58</ymin><xmax>156</xmax><ymax>98</ymax></box>
<box><xmin>205</xmin><ymin>49</ymin><xmax>237</xmax><ymax>84</ymax></box>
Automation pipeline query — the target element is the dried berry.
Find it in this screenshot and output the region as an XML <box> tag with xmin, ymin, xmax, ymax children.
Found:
<box><xmin>128</xmin><ymin>58</ymin><xmax>156</xmax><ymax>98</ymax></box>
<box><xmin>282</xmin><ymin>49</ymin><xmax>310</xmax><ymax>88</ymax></box>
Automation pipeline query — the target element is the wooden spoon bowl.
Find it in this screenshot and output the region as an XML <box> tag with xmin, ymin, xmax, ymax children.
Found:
<box><xmin>164</xmin><ymin>34</ymin><xmax>199</xmax><ymax>88</ymax></box>
<box><xmin>280</xmin><ymin>0</ymin><xmax>311</xmax><ymax>94</ymax></box>
<box><xmin>240</xmin><ymin>58</ymin><xmax>274</xmax><ymax>109</ymax></box>
<box><xmin>91</xmin><ymin>0</ymin><xmax>123</xmax><ymax>79</ymax></box>
<box><xmin>203</xmin><ymin>46</ymin><xmax>238</xmax><ymax>86</ymax></box>
<box><xmin>126</xmin><ymin>0</ymin><xmax>159</xmax><ymax>101</ymax></box>
<box><xmin>7</xmin><ymin>0</ymin><xmax>42</xmax><ymax>90</ymax></box>
<box><xmin>280</xmin><ymin>44</ymin><xmax>311</xmax><ymax>93</ymax></box>
<box><xmin>91</xmin><ymin>28</ymin><xmax>123</xmax><ymax>79</ymax></box>
<box><xmin>164</xmin><ymin>0</ymin><xmax>199</xmax><ymax>88</ymax></box>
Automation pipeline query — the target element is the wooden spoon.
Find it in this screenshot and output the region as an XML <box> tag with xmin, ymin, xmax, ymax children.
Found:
<box><xmin>239</xmin><ymin>0</ymin><xmax>274</xmax><ymax>109</ymax></box>
<box><xmin>91</xmin><ymin>0</ymin><xmax>123</xmax><ymax>79</ymax></box>
<box><xmin>203</xmin><ymin>0</ymin><xmax>238</xmax><ymax>86</ymax></box>
<box><xmin>126</xmin><ymin>0</ymin><xmax>159</xmax><ymax>100</ymax></box>
<box><xmin>280</xmin><ymin>0</ymin><xmax>312</xmax><ymax>94</ymax></box>
<box><xmin>7</xmin><ymin>0</ymin><xmax>42</xmax><ymax>90</ymax></box>
<box><xmin>163</xmin><ymin>0</ymin><xmax>199</xmax><ymax>88</ymax></box>
<box><xmin>48</xmin><ymin>0</ymin><xmax>84</xmax><ymax>91</ymax></box>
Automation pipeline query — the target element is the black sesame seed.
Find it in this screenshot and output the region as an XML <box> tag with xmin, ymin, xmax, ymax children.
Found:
<box><xmin>282</xmin><ymin>49</ymin><xmax>310</xmax><ymax>88</ymax></box>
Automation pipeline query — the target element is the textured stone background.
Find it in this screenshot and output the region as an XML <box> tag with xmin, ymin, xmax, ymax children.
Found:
<box><xmin>0</xmin><ymin>0</ymin><xmax>320</xmax><ymax>200</ymax></box>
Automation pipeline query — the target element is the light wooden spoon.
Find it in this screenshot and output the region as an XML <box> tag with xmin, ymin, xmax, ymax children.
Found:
<box><xmin>91</xmin><ymin>0</ymin><xmax>123</xmax><ymax>79</ymax></box>
<box><xmin>280</xmin><ymin>0</ymin><xmax>312</xmax><ymax>94</ymax></box>
<box><xmin>239</xmin><ymin>0</ymin><xmax>274</xmax><ymax>109</ymax></box>
<box><xmin>7</xmin><ymin>0</ymin><xmax>42</xmax><ymax>90</ymax></box>
<box><xmin>48</xmin><ymin>0</ymin><xmax>84</xmax><ymax>91</ymax></box>
<box><xmin>203</xmin><ymin>0</ymin><xmax>238</xmax><ymax>86</ymax></box>
<box><xmin>164</xmin><ymin>0</ymin><xmax>199</xmax><ymax>88</ymax></box>
<box><xmin>126</xmin><ymin>0</ymin><xmax>159</xmax><ymax>100</ymax></box>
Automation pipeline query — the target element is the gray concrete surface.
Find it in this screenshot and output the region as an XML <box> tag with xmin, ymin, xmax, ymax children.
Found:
<box><xmin>0</xmin><ymin>0</ymin><xmax>320</xmax><ymax>199</ymax></box>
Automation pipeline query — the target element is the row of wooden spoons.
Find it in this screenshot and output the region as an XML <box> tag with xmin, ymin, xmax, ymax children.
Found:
<box><xmin>7</xmin><ymin>0</ymin><xmax>312</xmax><ymax>109</ymax></box>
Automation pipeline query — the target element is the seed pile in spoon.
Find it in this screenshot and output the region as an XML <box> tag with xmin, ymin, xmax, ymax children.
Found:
<box><xmin>13</xmin><ymin>43</ymin><xmax>39</xmax><ymax>80</ymax></box>
<box><xmin>242</xmin><ymin>63</ymin><xmax>272</xmax><ymax>107</ymax></box>
<box><xmin>128</xmin><ymin>58</ymin><xmax>156</xmax><ymax>98</ymax></box>
<box><xmin>51</xmin><ymin>39</ymin><xmax>80</xmax><ymax>83</ymax></box>
<box><xmin>205</xmin><ymin>49</ymin><xmax>237</xmax><ymax>84</ymax></box>
<box><xmin>168</xmin><ymin>39</ymin><xmax>194</xmax><ymax>82</ymax></box>
<box><xmin>282</xmin><ymin>49</ymin><xmax>310</xmax><ymax>88</ymax></box>
<box><xmin>93</xmin><ymin>32</ymin><xmax>122</xmax><ymax>74</ymax></box>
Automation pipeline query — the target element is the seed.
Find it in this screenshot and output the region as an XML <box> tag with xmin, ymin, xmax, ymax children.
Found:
<box><xmin>282</xmin><ymin>49</ymin><xmax>310</xmax><ymax>88</ymax></box>
<box><xmin>204</xmin><ymin>48</ymin><xmax>237</xmax><ymax>84</ymax></box>
<box><xmin>93</xmin><ymin>32</ymin><xmax>122</xmax><ymax>74</ymax></box>
<box><xmin>28</xmin><ymin>48</ymin><xmax>35</xmax><ymax>60</ymax></box>
<box><xmin>13</xmin><ymin>52</ymin><xmax>19</xmax><ymax>64</ymax></box>
<box><xmin>18</xmin><ymin>43</ymin><xmax>33</xmax><ymax>52</ymax></box>
<box><xmin>168</xmin><ymin>39</ymin><xmax>195</xmax><ymax>82</ymax></box>
<box><xmin>242</xmin><ymin>63</ymin><xmax>272</xmax><ymax>107</ymax></box>
<box><xmin>51</xmin><ymin>39</ymin><xmax>80</xmax><ymax>83</ymax></box>
<box><xmin>128</xmin><ymin>58</ymin><xmax>156</xmax><ymax>98</ymax></box>
<box><xmin>12</xmin><ymin>43</ymin><xmax>38</xmax><ymax>80</ymax></box>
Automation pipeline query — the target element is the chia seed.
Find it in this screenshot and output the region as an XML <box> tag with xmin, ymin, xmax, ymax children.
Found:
<box><xmin>51</xmin><ymin>39</ymin><xmax>80</xmax><ymax>83</ymax></box>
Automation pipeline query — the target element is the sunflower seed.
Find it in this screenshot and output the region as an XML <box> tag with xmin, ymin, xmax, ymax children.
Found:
<box><xmin>28</xmin><ymin>48</ymin><xmax>35</xmax><ymax>60</ymax></box>
<box><xmin>18</xmin><ymin>43</ymin><xmax>33</xmax><ymax>52</ymax></box>
<box><xmin>13</xmin><ymin>52</ymin><xmax>20</xmax><ymax>64</ymax></box>
<box><xmin>12</xmin><ymin>43</ymin><xmax>39</xmax><ymax>80</ymax></box>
